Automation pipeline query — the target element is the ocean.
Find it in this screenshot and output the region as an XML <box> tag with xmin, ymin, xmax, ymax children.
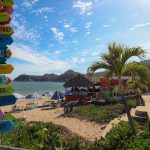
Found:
<box><xmin>10</xmin><ymin>81</ymin><xmax>65</xmax><ymax>96</ymax></box>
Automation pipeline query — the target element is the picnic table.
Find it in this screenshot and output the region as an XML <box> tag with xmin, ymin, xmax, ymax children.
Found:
<box><xmin>12</xmin><ymin>105</ymin><xmax>24</xmax><ymax>113</ymax></box>
<box><xmin>43</xmin><ymin>101</ymin><xmax>52</xmax><ymax>107</ymax></box>
<box><xmin>25</xmin><ymin>103</ymin><xmax>38</xmax><ymax>110</ymax></box>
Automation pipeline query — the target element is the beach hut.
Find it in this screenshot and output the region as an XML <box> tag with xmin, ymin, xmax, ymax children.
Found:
<box><xmin>26</xmin><ymin>92</ymin><xmax>42</xmax><ymax>99</ymax></box>
<box><xmin>51</xmin><ymin>91</ymin><xmax>64</xmax><ymax>100</ymax></box>
<box><xmin>64</xmin><ymin>74</ymin><xmax>94</xmax><ymax>101</ymax></box>
<box><xmin>64</xmin><ymin>74</ymin><xmax>93</xmax><ymax>88</ymax></box>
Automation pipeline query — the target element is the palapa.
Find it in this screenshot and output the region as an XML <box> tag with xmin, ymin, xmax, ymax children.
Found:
<box><xmin>64</xmin><ymin>74</ymin><xmax>93</xmax><ymax>88</ymax></box>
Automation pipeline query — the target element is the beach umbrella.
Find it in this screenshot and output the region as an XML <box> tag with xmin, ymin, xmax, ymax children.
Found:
<box><xmin>51</xmin><ymin>91</ymin><xmax>64</xmax><ymax>100</ymax></box>
<box><xmin>42</xmin><ymin>91</ymin><xmax>53</xmax><ymax>97</ymax></box>
<box><xmin>26</xmin><ymin>92</ymin><xmax>42</xmax><ymax>99</ymax></box>
<box><xmin>14</xmin><ymin>92</ymin><xmax>25</xmax><ymax>99</ymax></box>
<box><xmin>65</xmin><ymin>91</ymin><xmax>78</xmax><ymax>96</ymax></box>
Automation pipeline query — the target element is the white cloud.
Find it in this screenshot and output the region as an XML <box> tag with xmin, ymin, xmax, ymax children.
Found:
<box><xmin>10</xmin><ymin>44</ymin><xmax>71</xmax><ymax>77</ymax></box>
<box><xmin>31</xmin><ymin>7</ymin><xmax>54</xmax><ymax>15</ymax></box>
<box><xmin>11</xmin><ymin>13</ymin><xmax>40</xmax><ymax>46</ymax></box>
<box><xmin>54</xmin><ymin>50</ymin><xmax>61</xmax><ymax>55</ymax></box>
<box><xmin>63</xmin><ymin>23</ymin><xmax>78</xmax><ymax>33</ymax></box>
<box><xmin>129</xmin><ymin>22</ymin><xmax>150</xmax><ymax>31</ymax></box>
<box><xmin>72</xmin><ymin>40</ymin><xmax>79</xmax><ymax>44</ymax></box>
<box><xmin>22</xmin><ymin>0</ymin><xmax>39</xmax><ymax>9</ymax></box>
<box><xmin>51</xmin><ymin>27</ymin><xmax>64</xmax><ymax>42</ymax></box>
<box><xmin>69</xmin><ymin>27</ymin><xmax>78</xmax><ymax>33</ymax></box>
<box><xmin>64</xmin><ymin>23</ymin><xmax>70</xmax><ymax>29</ymax></box>
<box><xmin>85</xmin><ymin>22</ymin><xmax>92</xmax><ymax>30</ymax></box>
<box><xmin>96</xmin><ymin>37</ymin><xmax>103</xmax><ymax>41</ymax></box>
<box><xmin>87</xmin><ymin>32</ymin><xmax>90</xmax><ymax>35</ymax></box>
<box><xmin>103</xmin><ymin>24</ymin><xmax>110</xmax><ymax>28</ymax></box>
<box><xmin>111</xmin><ymin>19</ymin><xmax>116</xmax><ymax>22</ymax></box>
<box><xmin>73</xmin><ymin>1</ymin><xmax>93</xmax><ymax>16</ymax></box>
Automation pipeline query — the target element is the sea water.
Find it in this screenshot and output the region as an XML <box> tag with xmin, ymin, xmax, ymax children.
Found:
<box><xmin>10</xmin><ymin>81</ymin><xmax>65</xmax><ymax>96</ymax></box>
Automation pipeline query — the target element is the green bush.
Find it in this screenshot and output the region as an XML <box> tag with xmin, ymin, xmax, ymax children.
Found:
<box><xmin>98</xmin><ymin>121</ymin><xmax>150</xmax><ymax>150</ymax></box>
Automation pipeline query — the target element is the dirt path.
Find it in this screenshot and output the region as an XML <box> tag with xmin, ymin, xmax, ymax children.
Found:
<box><xmin>13</xmin><ymin>108</ymin><xmax>104</xmax><ymax>142</ymax></box>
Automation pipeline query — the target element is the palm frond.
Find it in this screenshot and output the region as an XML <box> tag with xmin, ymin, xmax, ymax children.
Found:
<box><xmin>122</xmin><ymin>47</ymin><xmax>146</xmax><ymax>64</ymax></box>
<box><xmin>87</xmin><ymin>61</ymin><xmax>110</xmax><ymax>75</ymax></box>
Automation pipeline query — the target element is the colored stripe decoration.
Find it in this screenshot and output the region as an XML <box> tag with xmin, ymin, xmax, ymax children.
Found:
<box><xmin>2</xmin><ymin>0</ymin><xmax>14</xmax><ymax>7</ymax></box>
<box><xmin>0</xmin><ymin>0</ymin><xmax>15</xmax><ymax>134</ymax></box>
<box><xmin>0</xmin><ymin>85</ymin><xmax>14</xmax><ymax>96</ymax></box>
<box><xmin>0</xmin><ymin>25</ymin><xmax>14</xmax><ymax>35</ymax></box>
<box><xmin>0</xmin><ymin>120</ymin><xmax>14</xmax><ymax>133</ymax></box>
<box><xmin>0</xmin><ymin>12</ymin><xmax>10</xmax><ymax>23</ymax></box>
<box><xmin>0</xmin><ymin>64</ymin><xmax>14</xmax><ymax>74</ymax></box>
<box><xmin>0</xmin><ymin>109</ymin><xmax>4</xmax><ymax>120</ymax></box>
<box><xmin>0</xmin><ymin>95</ymin><xmax>17</xmax><ymax>106</ymax></box>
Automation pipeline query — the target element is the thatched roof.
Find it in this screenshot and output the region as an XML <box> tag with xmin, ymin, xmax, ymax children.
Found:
<box><xmin>64</xmin><ymin>74</ymin><xmax>94</xmax><ymax>88</ymax></box>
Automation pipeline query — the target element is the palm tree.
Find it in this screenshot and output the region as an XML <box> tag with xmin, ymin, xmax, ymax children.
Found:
<box><xmin>87</xmin><ymin>42</ymin><xmax>150</xmax><ymax>134</ymax></box>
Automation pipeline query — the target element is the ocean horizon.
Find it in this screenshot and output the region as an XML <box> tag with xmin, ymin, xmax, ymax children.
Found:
<box><xmin>10</xmin><ymin>81</ymin><xmax>65</xmax><ymax>96</ymax></box>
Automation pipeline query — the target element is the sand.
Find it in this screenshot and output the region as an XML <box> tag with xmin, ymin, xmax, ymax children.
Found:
<box><xmin>1</xmin><ymin>94</ymin><xmax>150</xmax><ymax>142</ymax></box>
<box><xmin>1</xmin><ymin>96</ymin><xmax>103</xmax><ymax>142</ymax></box>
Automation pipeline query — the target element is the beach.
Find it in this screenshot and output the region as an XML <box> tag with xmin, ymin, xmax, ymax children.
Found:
<box><xmin>1</xmin><ymin>94</ymin><xmax>150</xmax><ymax>142</ymax></box>
<box><xmin>1</xmin><ymin>96</ymin><xmax>104</xmax><ymax>142</ymax></box>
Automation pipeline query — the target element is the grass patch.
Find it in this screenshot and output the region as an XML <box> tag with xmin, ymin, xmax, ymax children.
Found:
<box><xmin>69</xmin><ymin>100</ymin><xmax>137</xmax><ymax>123</ymax></box>
<box><xmin>4</xmin><ymin>113</ymin><xmax>16</xmax><ymax>121</ymax></box>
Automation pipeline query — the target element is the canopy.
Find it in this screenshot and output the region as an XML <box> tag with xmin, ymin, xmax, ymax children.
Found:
<box><xmin>26</xmin><ymin>92</ymin><xmax>42</xmax><ymax>99</ymax></box>
<box><xmin>51</xmin><ymin>91</ymin><xmax>64</xmax><ymax>100</ymax></box>
<box><xmin>42</xmin><ymin>91</ymin><xmax>53</xmax><ymax>97</ymax></box>
<box><xmin>64</xmin><ymin>74</ymin><xmax>93</xmax><ymax>88</ymax></box>
<box><xmin>14</xmin><ymin>92</ymin><xmax>25</xmax><ymax>99</ymax></box>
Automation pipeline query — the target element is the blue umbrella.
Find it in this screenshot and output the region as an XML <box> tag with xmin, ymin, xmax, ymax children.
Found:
<box><xmin>51</xmin><ymin>91</ymin><xmax>64</xmax><ymax>100</ymax></box>
<box><xmin>26</xmin><ymin>92</ymin><xmax>42</xmax><ymax>99</ymax></box>
<box><xmin>65</xmin><ymin>91</ymin><xmax>78</xmax><ymax>96</ymax></box>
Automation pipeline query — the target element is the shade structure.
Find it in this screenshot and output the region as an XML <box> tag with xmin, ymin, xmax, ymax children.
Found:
<box><xmin>64</xmin><ymin>74</ymin><xmax>94</xmax><ymax>88</ymax></box>
<box><xmin>51</xmin><ymin>91</ymin><xmax>64</xmax><ymax>100</ymax></box>
<box><xmin>14</xmin><ymin>92</ymin><xmax>25</xmax><ymax>99</ymax></box>
<box><xmin>42</xmin><ymin>91</ymin><xmax>53</xmax><ymax>97</ymax></box>
<box><xmin>26</xmin><ymin>92</ymin><xmax>42</xmax><ymax>99</ymax></box>
<box><xmin>65</xmin><ymin>91</ymin><xmax>78</xmax><ymax>96</ymax></box>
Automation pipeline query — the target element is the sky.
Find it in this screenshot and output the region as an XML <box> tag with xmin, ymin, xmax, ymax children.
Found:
<box><xmin>7</xmin><ymin>0</ymin><xmax>150</xmax><ymax>78</ymax></box>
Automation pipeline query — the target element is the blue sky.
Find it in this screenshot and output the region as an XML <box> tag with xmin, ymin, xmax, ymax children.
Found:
<box><xmin>8</xmin><ymin>0</ymin><xmax>150</xmax><ymax>78</ymax></box>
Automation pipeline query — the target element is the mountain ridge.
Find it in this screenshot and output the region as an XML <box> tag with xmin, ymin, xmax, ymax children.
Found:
<box><xmin>14</xmin><ymin>59</ymin><xmax>150</xmax><ymax>82</ymax></box>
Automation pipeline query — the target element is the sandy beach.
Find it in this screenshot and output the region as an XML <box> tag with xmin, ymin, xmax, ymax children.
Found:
<box><xmin>1</xmin><ymin>94</ymin><xmax>150</xmax><ymax>142</ymax></box>
<box><xmin>1</xmin><ymin>96</ymin><xmax>104</xmax><ymax>142</ymax></box>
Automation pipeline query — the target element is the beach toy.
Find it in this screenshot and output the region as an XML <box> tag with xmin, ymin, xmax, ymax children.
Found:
<box><xmin>2</xmin><ymin>0</ymin><xmax>14</xmax><ymax>7</ymax></box>
<box><xmin>0</xmin><ymin>12</ymin><xmax>10</xmax><ymax>23</ymax></box>
<box><xmin>2</xmin><ymin>6</ymin><xmax>14</xmax><ymax>14</ymax></box>
<box><xmin>0</xmin><ymin>75</ymin><xmax>7</xmax><ymax>86</ymax></box>
<box><xmin>0</xmin><ymin>120</ymin><xmax>14</xmax><ymax>132</ymax></box>
<box><xmin>0</xmin><ymin>95</ymin><xmax>17</xmax><ymax>106</ymax></box>
<box><xmin>0</xmin><ymin>35</ymin><xmax>13</xmax><ymax>47</ymax></box>
<box><xmin>0</xmin><ymin>64</ymin><xmax>14</xmax><ymax>74</ymax></box>
<box><xmin>0</xmin><ymin>25</ymin><xmax>14</xmax><ymax>36</ymax></box>
<box><xmin>0</xmin><ymin>85</ymin><xmax>15</xmax><ymax>96</ymax></box>
<box><xmin>0</xmin><ymin>109</ymin><xmax>4</xmax><ymax>120</ymax></box>
<box><xmin>0</xmin><ymin>17</ymin><xmax>11</xmax><ymax>25</ymax></box>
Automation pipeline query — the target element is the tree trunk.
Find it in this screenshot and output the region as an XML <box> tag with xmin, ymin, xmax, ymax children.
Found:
<box><xmin>121</xmin><ymin>94</ymin><xmax>136</xmax><ymax>134</ymax></box>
